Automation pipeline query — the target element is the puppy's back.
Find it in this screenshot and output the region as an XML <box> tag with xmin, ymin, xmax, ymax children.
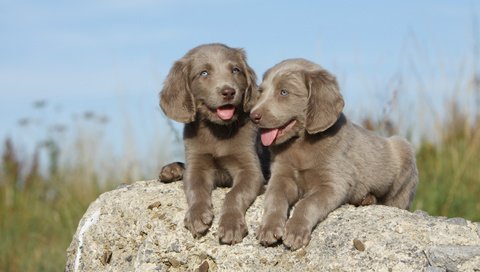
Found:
<box><xmin>338</xmin><ymin>123</ymin><xmax>418</xmax><ymax>209</ymax></box>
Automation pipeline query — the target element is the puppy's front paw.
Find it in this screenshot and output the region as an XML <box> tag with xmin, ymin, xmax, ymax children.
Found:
<box><xmin>218</xmin><ymin>211</ymin><xmax>247</xmax><ymax>245</ymax></box>
<box><xmin>158</xmin><ymin>162</ymin><xmax>185</xmax><ymax>183</ymax></box>
<box><xmin>184</xmin><ymin>204</ymin><xmax>213</xmax><ymax>238</ymax></box>
<box><xmin>256</xmin><ymin>217</ymin><xmax>285</xmax><ymax>247</ymax></box>
<box><xmin>283</xmin><ymin>218</ymin><xmax>311</xmax><ymax>251</ymax></box>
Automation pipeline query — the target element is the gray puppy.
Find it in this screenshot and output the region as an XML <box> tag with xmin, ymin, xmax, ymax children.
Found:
<box><xmin>250</xmin><ymin>58</ymin><xmax>418</xmax><ymax>250</ymax></box>
<box><xmin>159</xmin><ymin>44</ymin><xmax>265</xmax><ymax>244</ymax></box>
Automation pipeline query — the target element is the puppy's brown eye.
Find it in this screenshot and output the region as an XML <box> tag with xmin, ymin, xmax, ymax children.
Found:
<box><xmin>232</xmin><ymin>67</ymin><xmax>241</xmax><ymax>74</ymax></box>
<box><xmin>200</xmin><ymin>70</ymin><xmax>209</xmax><ymax>77</ymax></box>
<box><xmin>280</xmin><ymin>89</ymin><xmax>289</xmax><ymax>96</ymax></box>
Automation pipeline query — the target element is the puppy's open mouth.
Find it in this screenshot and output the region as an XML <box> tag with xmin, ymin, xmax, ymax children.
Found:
<box><xmin>260</xmin><ymin>120</ymin><xmax>297</xmax><ymax>146</ymax></box>
<box><xmin>216</xmin><ymin>105</ymin><xmax>236</xmax><ymax>121</ymax></box>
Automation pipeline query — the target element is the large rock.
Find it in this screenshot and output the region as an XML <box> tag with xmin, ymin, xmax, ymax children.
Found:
<box><xmin>66</xmin><ymin>180</ymin><xmax>480</xmax><ymax>271</ymax></box>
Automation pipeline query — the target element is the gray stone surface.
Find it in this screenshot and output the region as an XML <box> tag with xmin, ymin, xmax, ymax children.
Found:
<box><xmin>425</xmin><ymin>266</ymin><xmax>446</xmax><ymax>272</ymax></box>
<box><xmin>477</xmin><ymin>222</ymin><xmax>480</xmax><ymax>239</ymax></box>
<box><xmin>425</xmin><ymin>245</ymin><xmax>480</xmax><ymax>272</ymax></box>
<box><xmin>445</xmin><ymin>217</ymin><xmax>468</xmax><ymax>226</ymax></box>
<box><xmin>66</xmin><ymin>180</ymin><xmax>480</xmax><ymax>271</ymax></box>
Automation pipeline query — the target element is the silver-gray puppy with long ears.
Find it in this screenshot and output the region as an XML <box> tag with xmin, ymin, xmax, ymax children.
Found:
<box><xmin>159</xmin><ymin>44</ymin><xmax>265</xmax><ymax>245</ymax></box>
<box><xmin>250</xmin><ymin>58</ymin><xmax>418</xmax><ymax>250</ymax></box>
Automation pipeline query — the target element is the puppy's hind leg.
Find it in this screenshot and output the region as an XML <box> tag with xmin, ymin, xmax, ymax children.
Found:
<box><xmin>383</xmin><ymin>170</ymin><xmax>418</xmax><ymax>210</ymax></box>
<box><xmin>159</xmin><ymin>162</ymin><xmax>185</xmax><ymax>183</ymax></box>
<box><xmin>359</xmin><ymin>194</ymin><xmax>378</xmax><ymax>206</ymax></box>
<box><xmin>383</xmin><ymin>137</ymin><xmax>419</xmax><ymax>210</ymax></box>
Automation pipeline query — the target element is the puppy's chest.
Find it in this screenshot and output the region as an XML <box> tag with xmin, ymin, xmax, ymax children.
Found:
<box><xmin>273</xmin><ymin>142</ymin><xmax>331</xmax><ymax>190</ymax></box>
<box><xmin>274</xmin><ymin>143</ymin><xmax>324</xmax><ymax>170</ymax></box>
<box><xmin>186</xmin><ymin>124</ymin><xmax>255</xmax><ymax>157</ymax></box>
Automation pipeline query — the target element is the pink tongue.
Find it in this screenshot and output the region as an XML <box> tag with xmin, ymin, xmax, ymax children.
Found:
<box><xmin>216</xmin><ymin>106</ymin><xmax>235</xmax><ymax>120</ymax></box>
<box><xmin>261</xmin><ymin>128</ymin><xmax>279</xmax><ymax>146</ymax></box>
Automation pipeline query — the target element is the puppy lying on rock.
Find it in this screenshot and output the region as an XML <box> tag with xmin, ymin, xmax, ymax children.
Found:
<box><xmin>251</xmin><ymin>58</ymin><xmax>418</xmax><ymax>250</ymax></box>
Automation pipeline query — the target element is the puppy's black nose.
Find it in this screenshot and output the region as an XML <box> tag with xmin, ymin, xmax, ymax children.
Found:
<box><xmin>221</xmin><ymin>88</ymin><xmax>236</xmax><ymax>100</ymax></box>
<box><xmin>250</xmin><ymin>111</ymin><xmax>262</xmax><ymax>123</ymax></box>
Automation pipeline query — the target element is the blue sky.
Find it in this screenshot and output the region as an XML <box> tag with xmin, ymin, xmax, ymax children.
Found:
<box><xmin>1</xmin><ymin>1</ymin><xmax>479</xmax><ymax>172</ymax></box>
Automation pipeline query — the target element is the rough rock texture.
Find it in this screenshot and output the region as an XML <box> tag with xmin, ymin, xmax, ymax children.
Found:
<box><xmin>66</xmin><ymin>180</ymin><xmax>480</xmax><ymax>271</ymax></box>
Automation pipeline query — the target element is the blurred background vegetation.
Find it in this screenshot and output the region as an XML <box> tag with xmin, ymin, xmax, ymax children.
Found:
<box><xmin>0</xmin><ymin>105</ymin><xmax>159</xmax><ymax>271</ymax></box>
<box><xmin>1</xmin><ymin>32</ymin><xmax>480</xmax><ymax>272</ymax></box>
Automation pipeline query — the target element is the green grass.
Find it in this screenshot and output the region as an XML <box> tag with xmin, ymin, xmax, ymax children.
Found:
<box><xmin>0</xmin><ymin>138</ymin><xmax>117</xmax><ymax>271</ymax></box>
<box><xmin>0</xmin><ymin>179</ymin><xmax>109</xmax><ymax>271</ymax></box>
<box><xmin>0</xmin><ymin>98</ymin><xmax>172</xmax><ymax>271</ymax></box>
<box><xmin>412</xmin><ymin>109</ymin><xmax>480</xmax><ymax>221</ymax></box>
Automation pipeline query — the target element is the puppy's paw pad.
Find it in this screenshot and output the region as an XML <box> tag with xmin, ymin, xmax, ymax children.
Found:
<box><xmin>159</xmin><ymin>162</ymin><xmax>185</xmax><ymax>183</ymax></box>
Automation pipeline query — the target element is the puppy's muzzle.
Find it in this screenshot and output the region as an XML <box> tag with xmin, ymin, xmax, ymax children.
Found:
<box><xmin>250</xmin><ymin>111</ymin><xmax>262</xmax><ymax>124</ymax></box>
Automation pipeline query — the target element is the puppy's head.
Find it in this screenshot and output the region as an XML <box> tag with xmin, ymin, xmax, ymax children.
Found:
<box><xmin>250</xmin><ymin>59</ymin><xmax>344</xmax><ymax>146</ymax></box>
<box><xmin>160</xmin><ymin>43</ymin><xmax>257</xmax><ymax>125</ymax></box>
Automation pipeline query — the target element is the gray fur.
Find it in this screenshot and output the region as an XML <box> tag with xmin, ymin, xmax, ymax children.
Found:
<box><xmin>251</xmin><ymin>59</ymin><xmax>418</xmax><ymax>250</ymax></box>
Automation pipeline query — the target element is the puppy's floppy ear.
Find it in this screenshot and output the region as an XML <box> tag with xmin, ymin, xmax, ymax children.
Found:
<box><xmin>305</xmin><ymin>69</ymin><xmax>344</xmax><ymax>134</ymax></box>
<box><xmin>159</xmin><ymin>60</ymin><xmax>196</xmax><ymax>123</ymax></box>
<box><xmin>235</xmin><ymin>48</ymin><xmax>257</xmax><ymax>112</ymax></box>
